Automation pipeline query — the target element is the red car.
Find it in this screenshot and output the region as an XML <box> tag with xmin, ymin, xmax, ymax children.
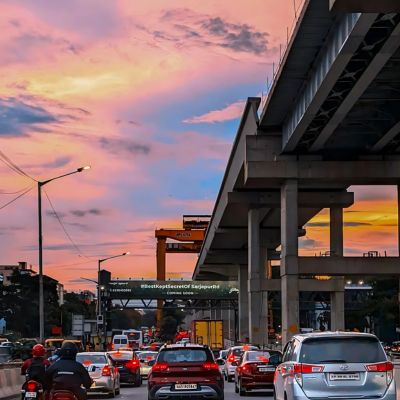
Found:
<box><xmin>148</xmin><ymin>344</ymin><xmax>224</xmax><ymax>400</ymax></box>
<box><xmin>234</xmin><ymin>350</ymin><xmax>282</xmax><ymax>396</ymax></box>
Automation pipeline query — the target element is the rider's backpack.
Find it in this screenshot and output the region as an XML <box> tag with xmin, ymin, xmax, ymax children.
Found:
<box><xmin>27</xmin><ymin>358</ymin><xmax>46</xmax><ymax>384</ymax></box>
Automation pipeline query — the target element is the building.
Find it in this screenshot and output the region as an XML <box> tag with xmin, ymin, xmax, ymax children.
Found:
<box><xmin>0</xmin><ymin>261</ymin><xmax>35</xmax><ymax>286</ymax></box>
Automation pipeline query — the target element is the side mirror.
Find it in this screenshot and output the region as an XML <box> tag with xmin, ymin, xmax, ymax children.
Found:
<box><xmin>148</xmin><ymin>360</ymin><xmax>156</xmax><ymax>367</ymax></box>
<box><xmin>216</xmin><ymin>359</ymin><xmax>225</xmax><ymax>366</ymax></box>
<box><xmin>231</xmin><ymin>361</ymin><xmax>238</xmax><ymax>367</ymax></box>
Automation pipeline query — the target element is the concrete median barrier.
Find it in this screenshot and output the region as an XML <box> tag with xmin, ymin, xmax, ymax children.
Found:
<box><xmin>0</xmin><ymin>366</ymin><xmax>24</xmax><ymax>399</ymax></box>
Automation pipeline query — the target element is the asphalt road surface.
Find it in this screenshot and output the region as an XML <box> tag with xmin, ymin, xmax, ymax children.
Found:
<box><xmin>88</xmin><ymin>379</ymin><xmax>273</xmax><ymax>400</ymax></box>
<box><xmin>10</xmin><ymin>368</ymin><xmax>400</xmax><ymax>400</ymax></box>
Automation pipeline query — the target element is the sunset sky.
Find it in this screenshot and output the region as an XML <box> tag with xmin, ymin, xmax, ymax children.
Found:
<box><xmin>0</xmin><ymin>0</ymin><xmax>398</xmax><ymax>290</ymax></box>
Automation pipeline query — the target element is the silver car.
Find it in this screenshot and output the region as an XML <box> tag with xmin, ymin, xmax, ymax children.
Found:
<box><xmin>76</xmin><ymin>352</ymin><xmax>120</xmax><ymax>397</ymax></box>
<box><xmin>275</xmin><ymin>332</ymin><xmax>396</xmax><ymax>400</ymax></box>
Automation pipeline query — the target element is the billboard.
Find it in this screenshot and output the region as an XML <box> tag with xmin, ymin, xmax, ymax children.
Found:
<box><xmin>108</xmin><ymin>280</ymin><xmax>239</xmax><ymax>300</ymax></box>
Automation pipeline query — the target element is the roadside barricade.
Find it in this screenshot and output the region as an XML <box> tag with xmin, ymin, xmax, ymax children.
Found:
<box><xmin>0</xmin><ymin>364</ymin><xmax>24</xmax><ymax>399</ymax></box>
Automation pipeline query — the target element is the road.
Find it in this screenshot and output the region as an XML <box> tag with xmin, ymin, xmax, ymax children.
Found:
<box><xmin>10</xmin><ymin>367</ymin><xmax>400</xmax><ymax>400</ymax></box>
<box><xmin>91</xmin><ymin>380</ymin><xmax>271</xmax><ymax>400</ymax></box>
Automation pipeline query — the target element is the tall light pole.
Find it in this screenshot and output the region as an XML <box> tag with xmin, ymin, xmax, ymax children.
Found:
<box><xmin>97</xmin><ymin>252</ymin><xmax>129</xmax><ymax>346</ymax></box>
<box><xmin>38</xmin><ymin>166</ymin><xmax>90</xmax><ymax>343</ymax></box>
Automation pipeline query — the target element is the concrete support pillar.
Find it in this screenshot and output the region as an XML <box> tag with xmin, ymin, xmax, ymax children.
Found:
<box><xmin>330</xmin><ymin>207</ymin><xmax>345</xmax><ymax>330</ymax></box>
<box><xmin>397</xmin><ymin>185</ymin><xmax>400</xmax><ymax>327</ymax></box>
<box><xmin>238</xmin><ymin>265</ymin><xmax>249</xmax><ymax>342</ymax></box>
<box><xmin>281</xmin><ymin>180</ymin><xmax>299</xmax><ymax>344</ymax></box>
<box><xmin>248</xmin><ymin>208</ymin><xmax>269</xmax><ymax>346</ymax></box>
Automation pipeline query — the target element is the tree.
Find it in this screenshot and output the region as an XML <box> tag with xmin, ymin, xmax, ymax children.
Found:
<box><xmin>61</xmin><ymin>292</ymin><xmax>96</xmax><ymax>336</ymax></box>
<box><xmin>0</xmin><ymin>270</ymin><xmax>60</xmax><ymax>337</ymax></box>
<box><xmin>110</xmin><ymin>308</ymin><xmax>142</xmax><ymax>330</ymax></box>
<box><xmin>158</xmin><ymin>305</ymin><xmax>186</xmax><ymax>341</ymax></box>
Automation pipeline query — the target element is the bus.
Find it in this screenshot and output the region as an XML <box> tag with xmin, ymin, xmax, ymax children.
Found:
<box><xmin>122</xmin><ymin>329</ymin><xmax>143</xmax><ymax>349</ymax></box>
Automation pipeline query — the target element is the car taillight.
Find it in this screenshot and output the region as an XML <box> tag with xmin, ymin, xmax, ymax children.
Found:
<box><xmin>240</xmin><ymin>364</ymin><xmax>252</xmax><ymax>374</ymax></box>
<box><xmin>228</xmin><ymin>355</ymin><xmax>235</xmax><ymax>363</ymax></box>
<box><xmin>126</xmin><ymin>359</ymin><xmax>140</xmax><ymax>370</ymax></box>
<box><xmin>293</xmin><ymin>363</ymin><xmax>324</xmax><ymax>387</ymax></box>
<box><xmin>102</xmin><ymin>365</ymin><xmax>112</xmax><ymax>376</ymax></box>
<box><xmin>152</xmin><ymin>363</ymin><xmax>169</xmax><ymax>372</ymax></box>
<box><xmin>27</xmin><ymin>381</ymin><xmax>37</xmax><ymax>392</ymax></box>
<box><xmin>366</xmin><ymin>362</ymin><xmax>394</xmax><ymax>385</ymax></box>
<box><xmin>203</xmin><ymin>362</ymin><xmax>219</xmax><ymax>371</ymax></box>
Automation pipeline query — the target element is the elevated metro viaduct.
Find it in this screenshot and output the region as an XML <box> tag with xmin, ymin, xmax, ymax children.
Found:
<box><xmin>193</xmin><ymin>0</ymin><xmax>400</xmax><ymax>345</ymax></box>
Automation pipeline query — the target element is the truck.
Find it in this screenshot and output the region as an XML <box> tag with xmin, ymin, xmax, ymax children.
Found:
<box><xmin>191</xmin><ymin>320</ymin><xmax>223</xmax><ymax>351</ymax></box>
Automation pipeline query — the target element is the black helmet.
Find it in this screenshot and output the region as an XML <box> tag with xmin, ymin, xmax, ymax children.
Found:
<box><xmin>60</xmin><ymin>342</ymin><xmax>78</xmax><ymax>360</ymax></box>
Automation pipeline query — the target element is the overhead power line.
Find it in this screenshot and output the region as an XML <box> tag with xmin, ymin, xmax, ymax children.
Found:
<box><xmin>0</xmin><ymin>186</ymin><xmax>32</xmax><ymax>195</ymax></box>
<box><xmin>0</xmin><ymin>186</ymin><xmax>34</xmax><ymax>210</ymax></box>
<box><xmin>0</xmin><ymin>150</ymin><xmax>37</xmax><ymax>182</ymax></box>
<box><xmin>43</xmin><ymin>189</ymin><xmax>91</xmax><ymax>259</ymax></box>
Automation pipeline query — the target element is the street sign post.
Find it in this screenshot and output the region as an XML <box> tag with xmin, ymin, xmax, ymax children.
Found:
<box><xmin>71</xmin><ymin>314</ymin><xmax>84</xmax><ymax>337</ymax></box>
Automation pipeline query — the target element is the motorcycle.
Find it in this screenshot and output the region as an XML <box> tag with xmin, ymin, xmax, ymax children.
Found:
<box><xmin>48</xmin><ymin>390</ymin><xmax>78</xmax><ymax>400</ymax></box>
<box><xmin>21</xmin><ymin>380</ymin><xmax>44</xmax><ymax>400</ymax></box>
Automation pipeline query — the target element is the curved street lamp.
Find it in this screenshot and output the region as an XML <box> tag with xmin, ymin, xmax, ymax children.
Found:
<box><xmin>38</xmin><ymin>166</ymin><xmax>91</xmax><ymax>342</ymax></box>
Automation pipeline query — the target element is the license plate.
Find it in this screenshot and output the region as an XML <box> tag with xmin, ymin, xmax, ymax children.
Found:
<box><xmin>329</xmin><ymin>373</ymin><xmax>360</xmax><ymax>381</ymax></box>
<box><xmin>25</xmin><ymin>393</ymin><xmax>37</xmax><ymax>398</ymax></box>
<box><xmin>258</xmin><ymin>366</ymin><xmax>275</xmax><ymax>372</ymax></box>
<box><xmin>174</xmin><ymin>384</ymin><xmax>198</xmax><ymax>390</ymax></box>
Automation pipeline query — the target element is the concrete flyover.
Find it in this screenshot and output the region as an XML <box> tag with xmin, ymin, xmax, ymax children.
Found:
<box><xmin>193</xmin><ymin>0</ymin><xmax>400</xmax><ymax>346</ymax></box>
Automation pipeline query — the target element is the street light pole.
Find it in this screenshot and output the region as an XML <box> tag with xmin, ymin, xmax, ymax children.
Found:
<box><xmin>96</xmin><ymin>252</ymin><xmax>129</xmax><ymax>348</ymax></box>
<box><xmin>38</xmin><ymin>166</ymin><xmax>90</xmax><ymax>343</ymax></box>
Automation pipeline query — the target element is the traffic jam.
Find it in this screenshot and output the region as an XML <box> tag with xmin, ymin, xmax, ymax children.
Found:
<box><xmin>7</xmin><ymin>323</ymin><xmax>397</xmax><ymax>400</ymax></box>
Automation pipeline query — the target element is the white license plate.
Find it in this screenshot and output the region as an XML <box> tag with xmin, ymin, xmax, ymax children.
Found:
<box><xmin>25</xmin><ymin>393</ymin><xmax>37</xmax><ymax>398</ymax></box>
<box><xmin>329</xmin><ymin>373</ymin><xmax>360</xmax><ymax>381</ymax></box>
<box><xmin>258</xmin><ymin>367</ymin><xmax>275</xmax><ymax>372</ymax></box>
<box><xmin>174</xmin><ymin>384</ymin><xmax>198</xmax><ymax>390</ymax></box>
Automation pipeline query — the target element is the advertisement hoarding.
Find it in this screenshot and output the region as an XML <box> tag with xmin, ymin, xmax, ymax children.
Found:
<box><xmin>108</xmin><ymin>280</ymin><xmax>238</xmax><ymax>300</ymax></box>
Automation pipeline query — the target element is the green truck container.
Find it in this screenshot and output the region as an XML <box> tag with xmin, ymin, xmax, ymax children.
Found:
<box><xmin>191</xmin><ymin>320</ymin><xmax>223</xmax><ymax>350</ymax></box>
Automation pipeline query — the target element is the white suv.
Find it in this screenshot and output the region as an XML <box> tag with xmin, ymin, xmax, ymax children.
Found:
<box><xmin>275</xmin><ymin>332</ymin><xmax>395</xmax><ymax>400</ymax></box>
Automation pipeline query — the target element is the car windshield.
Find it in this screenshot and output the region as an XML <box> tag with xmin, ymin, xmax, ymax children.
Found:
<box><xmin>138</xmin><ymin>352</ymin><xmax>157</xmax><ymax>361</ymax></box>
<box><xmin>127</xmin><ymin>332</ymin><xmax>140</xmax><ymax>340</ymax></box>
<box><xmin>76</xmin><ymin>354</ymin><xmax>107</xmax><ymax>365</ymax></box>
<box><xmin>300</xmin><ymin>337</ymin><xmax>386</xmax><ymax>364</ymax></box>
<box><xmin>233</xmin><ymin>346</ymin><xmax>257</xmax><ymax>357</ymax></box>
<box><xmin>108</xmin><ymin>351</ymin><xmax>133</xmax><ymax>361</ymax></box>
<box><xmin>158</xmin><ymin>348</ymin><xmax>211</xmax><ymax>363</ymax></box>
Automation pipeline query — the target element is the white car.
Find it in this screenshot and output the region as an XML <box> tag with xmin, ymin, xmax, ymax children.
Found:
<box><xmin>224</xmin><ymin>345</ymin><xmax>259</xmax><ymax>382</ymax></box>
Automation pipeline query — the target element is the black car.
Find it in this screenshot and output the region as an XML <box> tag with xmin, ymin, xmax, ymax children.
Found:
<box><xmin>108</xmin><ymin>350</ymin><xmax>142</xmax><ymax>386</ymax></box>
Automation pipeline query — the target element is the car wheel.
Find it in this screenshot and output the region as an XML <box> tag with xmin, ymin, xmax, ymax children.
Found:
<box><xmin>239</xmin><ymin>379</ymin><xmax>246</xmax><ymax>396</ymax></box>
<box><xmin>108</xmin><ymin>386</ymin><xmax>116</xmax><ymax>398</ymax></box>
<box><xmin>235</xmin><ymin>380</ymin><xmax>239</xmax><ymax>393</ymax></box>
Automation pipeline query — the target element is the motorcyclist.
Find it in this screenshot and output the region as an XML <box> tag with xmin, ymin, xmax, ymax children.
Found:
<box><xmin>21</xmin><ymin>344</ymin><xmax>50</xmax><ymax>389</ymax></box>
<box><xmin>45</xmin><ymin>342</ymin><xmax>92</xmax><ymax>400</ymax></box>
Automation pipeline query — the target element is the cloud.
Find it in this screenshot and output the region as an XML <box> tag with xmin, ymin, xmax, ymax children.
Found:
<box><xmin>201</xmin><ymin>17</ymin><xmax>268</xmax><ymax>54</ymax></box>
<box><xmin>46</xmin><ymin>210</ymin><xmax>67</xmax><ymax>219</ymax></box>
<box><xmin>141</xmin><ymin>9</ymin><xmax>270</xmax><ymax>57</ymax></box>
<box><xmin>23</xmin><ymin>156</ymin><xmax>72</xmax><ymax>170</ymax></box>
<box><xmin>0</xmin><ymin>97</ymin><xmax>58</xmax><ymax>136</ymax></box>
<box><xmin>183</xmin><ymin>100</ymin><xmax>245</xmax><ymax>124</ymax></box>
<box><xmin>70</xmin><ymin>208</ymin><xmax>107</xmax><ymax>218</ymax></box>
<box><xmin>99</xmin><ymin>137</ymin><xmax>151</xmax><ymax>157</ymax></box>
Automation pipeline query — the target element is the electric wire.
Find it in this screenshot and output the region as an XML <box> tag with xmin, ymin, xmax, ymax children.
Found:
<box><xmin>0</xmin><ymin>186</ymin><xmax>34</xmax><ymax>210</ymax></box>
<box><xmin>0</xmin><ymin>186</ymin><xmax>32</xmax><ymax>195</ymax></box>
<box><xmin>0</xmin><ymin>150</ymin><xmax>37</xmax><ymax>182</ymax></box>
<box><xmin>43</xmin><ymin>189</ymin><xmax>91</xmax><ymax>259</ymax></box>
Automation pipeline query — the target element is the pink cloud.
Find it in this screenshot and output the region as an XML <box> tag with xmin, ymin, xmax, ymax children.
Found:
<box><xmin>183</xmin><ymin>100</ymin><xmax>246</xmax><ymax>124</ymax></box>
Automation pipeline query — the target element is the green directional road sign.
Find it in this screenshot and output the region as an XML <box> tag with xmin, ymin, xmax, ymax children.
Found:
<box><xmin>108</xmin><ymin>280</ymin><xmax>239</xmax><ymax>300</ymax></box>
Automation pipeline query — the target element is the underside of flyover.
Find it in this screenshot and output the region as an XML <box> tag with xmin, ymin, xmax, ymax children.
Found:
<box><xmin>193</xmin><ymin>0</ymin><xmax>400</xmax><ymax>346</ymax></box>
